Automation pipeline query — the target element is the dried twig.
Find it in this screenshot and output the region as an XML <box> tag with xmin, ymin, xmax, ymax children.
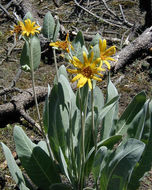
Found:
<box><xmin>71</xmin><ymin>31</ymin><xmax>121</xmax><ymax>42</ymax></box>
<box><xmin>8</xmin><ymin>35</ymin><xmax>17</xmax><ymax>56</ymax></box>
<box><xmin>0</xmin><ymin>87</ymin><xmax>22</xmax><ymax>96</ymax></box>
<box><xmin>74</xmin><ymin>0</ymin><xmax>126</xmax><ymax>28</ymax></box>
<box><xmin>0</xmin><ymin>86</ymin><xmax>48</xmax><ymax>128</ymax></box>
<box><xmin>0</xmin><ymin>3</ymin><xmax>15</xmax><ymax>21</ymax></box>
<box><xmin>101</xmin><ymin>0</ymin><xmax>133</xmax><ymax>28</ymax></box>
<box><xmin>10</xmin><ymin>67</ymin><xmax>22</xmax><ymax>88</ymax></box>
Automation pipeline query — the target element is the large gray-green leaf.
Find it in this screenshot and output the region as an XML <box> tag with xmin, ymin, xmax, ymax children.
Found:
<box><xmin>42</xmin><ymin>11</ymin><xmax>55</xmax><ymax>40</ymax></box>
<box><xmin>76</xmin><ymin>83</ymin><xmax>89</xmax><ymax>112</ymax></box>
<box><xmin>23</xmin><ymin>12</ymin><xmax>33</xmax><ymax>21</ymax></box>
<box><xmin>92</xmin><ymin>146</ymin><xmax>107</xmax><ymax>181</ymax></box>
<box><xmin>53</xmin><ymin>19</ymin><xmax>60</xmax><ymax>42</ymax></box>
<box><xmin>90</xmin><ymin>33</ymin><xmax>101</xmax><ymax>47</ymax></box>
<box><xmin>59</xmin><ymin>148</ymin><xmax>71</xmax><ymax>182</ymax></box>
<box><xmin>1</xmin><ymin>142</ymin><xmax>30</xmax><ymax>190</ymax></box>
<box><xmin>116</xmin><ymin>91</ymin><xmax>146</xmax><ymax>136</ymax></box>
<box><xmin>47</xmin><ymin>84</ymin><xmax>61</xmax><ymax>160</ymax></box>
<box><xmin>102</xmin><ymin>76</ymin><xmax>118</xmax><ymax>139</ymax></box>
<box><xmin>97</xmin><ymin>96</ymin><xmax>119</xmax><ymax>131</ymax></box>
<box><xmin>47</xmin><ymin>75</ymin><xmax>79</xmax><ymax>160</ymax></box>
<box><xmin>100</xmin><ymin>138</ymin><xmax>145</xmax><ymax>190</ymax></box>
<box><xmin>85</xmin><ymin>135</ymin><xmax>122</xmax><ymax>177</ymax></box>
<box><xmin>14</xmin><ymin>126</ymin><xmax>61</xmax><ymax>190</ymax></box>
<box><xmin>72</xmin><ymin>31</ymin><xmax>85</xmax><ymax>61</ymax></box>
<box><xmin>20</xmin><ymin>36</ymin><xmax>41</xmax><ymax>71</ymax></box>
<box><xmin>133</xmin><ymin>100</ymin><xmax>148</xmax><ymax>140</ymax></box>
<box><xmin>128</xmin><ymin>100</ymin><xmax>152</xmax><ymax>189</ymax></box>
<box><xmin>88</xmin><ymin>86</ymin><xmax>104</xmax><ymax>112</ymax></box>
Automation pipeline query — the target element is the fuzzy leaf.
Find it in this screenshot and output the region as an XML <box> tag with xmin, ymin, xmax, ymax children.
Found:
<box><xmin>100</xmin><ymin>138</ymin><xmax>145</xmax><ymax>190</ymax></box>
<box><xmin>102</xmin><ymin>76</ymin><xmax>118</xmax><ymax>139</ymax></box>
<box><xmin>14</xmin><ymin>126</ymin><xmax>61</xmax><ymax>190</ymax></box>
<box><xmin>23</xmin><ymin>12</ymin><xmax>33</xmax><ymax>21</ymax></box>
<box><xmin>42</xmin><ymin>11</ymin><xmax>55</xmax><ymax>40</ymax></box>
<box><xmin>20</xmin><ymin>36</ymin><xmax>41</xmax><ymax>71</ymax></box>
<box><xmin>0</xmin><ymin>142</ymin><xmax>30</xmax><ymax>190</ymax></box>
<box><xmin>128</xmin><ymin>100</ymin><xmax>152</xmax><ymax>189</ymax></box>
<box><xmin>53</xmin><ymin>19</ymin><xmax>60</xmax><ymax>42</ymax></box>
<box><xmin>116</xmin><ymin>91</ymin><xmax>146</xmax><ymax>136</ymax></box>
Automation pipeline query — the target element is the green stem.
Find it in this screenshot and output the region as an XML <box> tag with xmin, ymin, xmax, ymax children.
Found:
<box><xmin>53</xmin><ymin>48</ymin><xmax>59</xmax><ymax>81</ymax></box>
<box><xmin>78</xmin><ymin>89</ymin><xmax>85</xmax><ymax>189</ymax></box>
<box><xmin>29</xmin><ymin>39</ymin><xmax>41</xmax><ymax>127</ymax></box>
<box><xmin>91</xmin><ymin>82</ymin><xmax>97</xmax><ymax>153</ymax></box>
<box><xmin>29</xmin><ymin>38</ymin><xmax>54</xmax><ymax>160</ymax></box>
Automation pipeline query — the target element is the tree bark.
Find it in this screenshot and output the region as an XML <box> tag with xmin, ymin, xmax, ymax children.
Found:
<box><xmin>0</xmin><ymin>86</ymin><xmax>47</xmax><ymax>128</ymax></box>
<box><xmin>114</xmin><ymin>26</ymin><xmax>152</xmax><ymax>72</ymax></box>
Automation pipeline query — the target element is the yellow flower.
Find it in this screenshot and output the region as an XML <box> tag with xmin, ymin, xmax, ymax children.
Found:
<box><xmin>10</xmin><ymin>23</ymin><xmax>22</xmax><ymax>35</ymax></box>
<box><xmin>67</xmin><ymin>51</ymin><xmax>105</xmax><ymax>89</ymax></box>
<box><xmin>20</xmin><ymin>19</ymin><xmax>40</xmax><ymax>37</ymax></box>
<box><xmin>99</xmin><ymin>39</ymin><xmax>116</xmax><ymax>69</ymax></box>
<box><xmin>49</xmin><ymin>33</ymin><xmax>74</xmax><ymax>53</ymax></box>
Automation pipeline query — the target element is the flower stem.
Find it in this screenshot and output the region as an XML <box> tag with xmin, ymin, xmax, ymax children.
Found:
<box><xmin>78</xmin><ymin>89</ymin><xmax>85</xmax><ymax>189</ymax></box>
<box><xmin>91</xmin><ymin>82</ymin><xmax>97</xmax><ymax>153</ymax></box>
<box><xmin>29</xmin><ymin>39</ymin><xmax>41</xmax><ymax>127</ymax></box>
<box><xmin>29</xmin><ymin>38</ymin><xmax>54</xmax><ymax>160</ymax></box>
<box><xmin>53</xmin><ymin>48</ymin><xmax>59</xmax><ymax>81</ymax></box>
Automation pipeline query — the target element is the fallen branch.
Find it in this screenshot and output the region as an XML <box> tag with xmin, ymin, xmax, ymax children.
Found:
<box><xmin>114</xmin><ymin>26</ymin><xmax>152</xmax><ymax>71</ymax></box>
<box><xmin>0</xmin><ymin>86</ymin><xmax>48</xmax><ymax>128</ymax></box>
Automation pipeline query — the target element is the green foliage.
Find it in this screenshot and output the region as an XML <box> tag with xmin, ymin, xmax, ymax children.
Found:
<box><xmin>71</xmin><ymin>31</ymin><xmax>86</xmax><ymax>62</ymax></box>
<box><xmin>23</xmin><ymin>12</ymin><xmax>33</xmax><ymax>21</ymax></box>
<box><xmin>0</xmin><ymin>142</ymin><xmax>30</xmax><ymax>190</ymax></box>
<box><xmin>99</xmin><ymin>138</ymin><xmax>145</xmax><ymax>190</ymax></box>
<box><xmin>20</xmin><ymin>36</ymin><xmax>41</xmax><ymax>71</ymax></box>
<box><xmin>42</xmin><ymin>11</ymin><xmax>60</xmax><ymax>41</ymax></box>
<box><xmin>1</xmin><ymin>12</ymin><xmax>152</xmax><ymax>190</ymax></box>
<box><xmin>102</xmin><ymin>74</ymin><xmax>119</xmax><ymax>139</ymax></box>
<box><xmin>13</xmin><ymin>126</ymin><xmax>61</xmax><ymax>190</ymax></box>
<box><xmin>128</xmin><ymin>100</ymin><xmax>152</xmax><ymax>189</ymax></box>
<box><xmin>116</xmin><ymin>91</ymin><xmax>146</xmax><ymax>136</ymax></box>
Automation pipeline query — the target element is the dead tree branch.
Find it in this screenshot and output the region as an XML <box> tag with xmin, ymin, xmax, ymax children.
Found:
<box><xmin>74</xmin><ymin>0</ymin><xmax>125</xmax><ymax>28</ymax></box>
<box><xmin>114</xmin><ymin>26</ymin><xmax>152</xmax><ymax>72</ymax></box>
<box><xmin>0</xmin><ymin>86</ymin><xmax>48</xmax><ymax>128</ymax></box>
<box><xmin>101</xmin><ymin>0</ymin><xmax>133</xmax><ymax>28</ymax></box>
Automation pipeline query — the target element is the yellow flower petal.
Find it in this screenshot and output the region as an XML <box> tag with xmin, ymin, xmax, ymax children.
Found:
<box><xmin>67</xmin><ymin>69</ymin><xmax>78</xmax><ymax>74</ymax></box>
<box><xmin>99</xmin><ymin>60</ymin><xmax>103</xmax><ymax>68</ymax></box>
<box><xmin>99</xmin><ymin>39</ymin><xmax>106</xmax><ymax>52</ymax></box>
<box><xmin>20</xmin><ymin>19</ymin><xmax>40</xmax><ymax>37</ymax></box>
<box><xmin>49</xmin><ymin>33</ymin><xmax>73</xmax><ymax>53</ymax></box>
<box><xmin>68</xmin><ymin>50</ymin><xmax>107</xmax><ymax>89</ymax></box>
<box><xmin>71</xmin><ymin>74</ymin><xmax>82</xmax><ymax>82</ymax></box>
<box><xmin>77</xmin><ymin>77</ymin><xmax>88</xmax><ymax>88</ymax></box>
<box><xmin>88</xmin><ymin>79</ymin><xmax>92</xmax><ymax>89</ymax></box>
<box><xmin>106</xmin><ymin>57</ymin><xmax>116</xmax><ymax>61</ymax></box>
<box><xmin>71</xmin><ymin>57</ymin><xmax>83</xmax><ymax>69</ymax></box>
<box><xmin>89</xmin><ymin>51</ymin><xmax>94</xmax><ymax>63</ymax></box>
<box><xmin>104</xmin><ymin>46</ymin><xmax>116</xmax><ymax>57</ymax></box>
<box><xmin>99</xmin><ymin>39</ymin><xmax>116</xmax><ymax>70</ymax></box>
<box><xmin>92</xmin><ymin>76</ymin><xmax>102</xmax><ymax>81</ymax></box>
<box><xmin>104</xmin><ymin>60</ymin><xmax>111</xmax><ymax>70</ymax></box>
<box><xmin>83</xmin><ymin>51</ymin><xmax>88</xmax><ymax>66</ymax></box>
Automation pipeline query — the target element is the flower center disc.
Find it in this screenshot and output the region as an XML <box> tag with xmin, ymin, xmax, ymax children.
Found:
<box><xmin>82</xmin><ymin>66</ymin><xmax>92</xmax><ymax>78</ymax></box>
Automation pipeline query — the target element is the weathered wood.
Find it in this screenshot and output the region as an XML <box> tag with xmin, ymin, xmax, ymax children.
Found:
<box><xmin>0</xmin><ymin>86</ymin><xmax>48</xmax><ymax>128</ymax></box>
<box><xmin>114</xmin><ymin>26</ymin><xmax>152</xmax><ymax>71</ymax></box>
